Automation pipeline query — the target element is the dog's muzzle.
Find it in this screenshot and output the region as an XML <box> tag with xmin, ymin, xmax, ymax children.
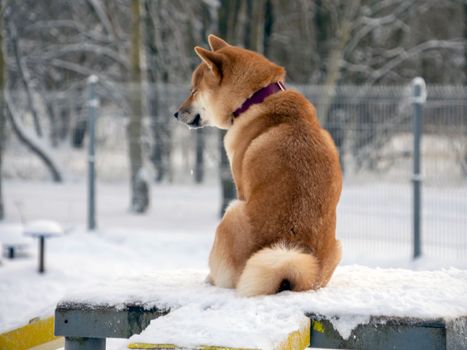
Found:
<box><xmin>173</xmin><ymin>111</ymin><xmax>202</xmax><ymax>129</ymax></box>
<box><xmin>188</xmin><ymin>114</ymin><xmax>201</xmax><ymax>128</ymax></box>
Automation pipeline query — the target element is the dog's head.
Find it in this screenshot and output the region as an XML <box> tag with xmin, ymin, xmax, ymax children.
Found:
<box><xmin>174</xmin><ymin>35</ymin><xmax>285</xmax><ymax>129</ymax></box>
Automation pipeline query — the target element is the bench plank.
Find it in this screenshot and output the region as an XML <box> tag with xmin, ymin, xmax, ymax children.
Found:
<box><xmin>309</xmin><ymin>314</ymin><xmax>467</xmax><ymax>350</ymax></box>
<box><xmin>55</xmin><ymin>304</ymin><xmax>169</xmax><ymax>339</ymax></box>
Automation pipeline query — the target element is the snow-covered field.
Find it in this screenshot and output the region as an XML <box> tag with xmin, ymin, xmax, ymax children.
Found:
<box><xmin>0</xmin><ymin>180</ymin><xmax>466</xmax><ymax>348</ymax></box>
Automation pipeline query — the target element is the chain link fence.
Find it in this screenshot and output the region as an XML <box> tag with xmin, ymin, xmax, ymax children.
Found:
<box><xmin>301</xmin><ymin>85</ymin><xmax>467</xmax><ymax>260</ymax></box>
<box><xmin>3</xmin><ymin>83</ymin><xmax>467</xmax><ymax>260</ymax></box>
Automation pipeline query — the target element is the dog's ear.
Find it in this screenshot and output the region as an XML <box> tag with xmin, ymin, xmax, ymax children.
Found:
<box><xmin>208</xmin><ymin>34</ymin><xmax>229</xmax><ymax>51</ymax></box>
<box><xmin>195</xmin><ymin>46</ymin><xmax>223</xmax><ymax>79</ymax></box>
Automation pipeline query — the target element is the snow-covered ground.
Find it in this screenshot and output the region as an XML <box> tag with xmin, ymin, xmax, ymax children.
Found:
<box><xmin>0</xmin><ymin>181</ymin><xmax>218</xmax><ymax>330</ymax></box>
<box><xmin>0</xmin><ymin>180</ymin><xmax>466</xmax><ymax>348</ymax></box>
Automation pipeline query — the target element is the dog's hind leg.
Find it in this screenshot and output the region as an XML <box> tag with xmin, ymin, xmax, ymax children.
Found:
<box><xmin>318</xmin><ymin>240</ymin><xmax>342</xmax><ymax>287</ymax></box>
<box><xmin>208</xmin><ymin>200</ymin><xmax>254</xmax><ymax>289</ymax></box>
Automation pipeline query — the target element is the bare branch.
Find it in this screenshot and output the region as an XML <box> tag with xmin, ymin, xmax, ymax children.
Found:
<box><xmin>27</xmin><ymin>20</ymin><xmax>113</xmax><ymax>44</ymax></box>
<box><xmin>30</xmin><ymin>42</ymin><xmax>129</xmax><ymax>69</ymax></box>
<box><xmin>368</xmin><ymin>39</ymin><xmax>464</xmax><ymax>85</ymax></box>
<box><xmin>48</xmin><ymin>59</ymin><xmax>129</xmax><ymax>109</ymax></box>
<box><xmin>345</xmin><ymin>1</ymin><xmax>418</xmax><ymax>57</ymax></box>
<box><xmin>6</xmin><ymin>15</ymin><xmax>43</xmax><ymax>137</ymax></box>
<box><xmin>86</xmin><ymin>0</ymin><xmax>116</xmax><ymax>40</ymax></box>
<box><xmin>5</xmin><ymin>94</ymin><xmax>63</xmax><ymax>182</ymax></box>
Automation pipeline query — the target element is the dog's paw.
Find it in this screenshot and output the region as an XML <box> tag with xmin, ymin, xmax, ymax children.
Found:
<box><xmin>205</xmin><ymin>274</ymin><xmax>214</xmax><ymax>285</ymax></box>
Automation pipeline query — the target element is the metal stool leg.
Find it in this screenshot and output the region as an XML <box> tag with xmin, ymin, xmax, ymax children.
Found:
<box><xmin>65</xmin><ymin>337</ymin><xmax>106</xmax><ymax>350</ymax></box>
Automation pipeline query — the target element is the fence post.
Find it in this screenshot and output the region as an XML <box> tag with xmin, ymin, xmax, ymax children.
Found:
<box><xmin>411</xmin><ymin>77</ymin><xmax>426</xmax><ymax>259</ymax></box>
<box><xmin>87</xmin><ymin>75</ymin><xmax>99</xmax><ymax>231</ymax></box>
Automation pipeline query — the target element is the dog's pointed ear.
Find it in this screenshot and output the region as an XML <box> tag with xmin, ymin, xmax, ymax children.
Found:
<box><xmin>208</xmin><ymin>34</ymin><xmax>229</xmax><ymax>51</ymax></box>
<box><xmin>195</xmin><ymin>46</ymin><xmax>223</xmax><ymax>78</ymax></box>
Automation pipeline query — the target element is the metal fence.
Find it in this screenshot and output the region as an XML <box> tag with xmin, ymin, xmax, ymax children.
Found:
<box><xmin>4</xmin><ymin>82</ymin><xmax>467</xmax><ymax>261</ymax></box>
<box><xmin>299</xmin><ymin>84</ymin><xmax>467</xmax><ymax>261</ymax></box>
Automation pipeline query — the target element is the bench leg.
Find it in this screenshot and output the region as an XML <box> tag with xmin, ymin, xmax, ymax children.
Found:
<box><xmin>65</xmin><ymin>337</ymin><xmax>106</xmax><ymax>350</ymax></box>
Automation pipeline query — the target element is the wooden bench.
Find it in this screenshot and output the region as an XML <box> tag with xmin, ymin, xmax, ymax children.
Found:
<box><xmin>54</xmin><ymin>302</ymin><xmax>467</xmax><ymax>350</ymax></box>
<box><xmin>53</xmin><ymin>268</ymin><xmax>467</xmax><ymax>350</ymax></box>
<box><xmin>56</xmin><ymin>303</ymin><xmax>310</xmax><ymax>350</ymax></box>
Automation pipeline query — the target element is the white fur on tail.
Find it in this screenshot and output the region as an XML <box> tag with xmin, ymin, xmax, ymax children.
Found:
<box><xmin>236</xmin><ymin>244</ymin><xmax>320</xmax><ymax>297</ymax></box>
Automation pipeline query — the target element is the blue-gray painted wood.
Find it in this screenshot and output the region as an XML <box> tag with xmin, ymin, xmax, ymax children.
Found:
<box><xmin>55</xmin><ymin>302</ymin><xmax>466</xmax><ymax>350</ymax></box>
<box><xmin>308</xmin><ymin>314</ymin><xmax>467</xmax><ymax>350</ymax></box>
<box><xmin>55</xmin><ymin>303</ymin><xmax>169</xmax><ymax>339</ymax></box>
<box><xmin>65</xmin><ymin>337</ymin><xmax>106</xmax><ymax>350</ymax></box>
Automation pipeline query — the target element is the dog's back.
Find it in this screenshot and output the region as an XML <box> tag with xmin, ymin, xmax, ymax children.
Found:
<box><xmin>225</xmin><ymin>89</ymin><xmax>342</xmax><ymax>296</ymax></box>
<box><xmin>175</xmin><ymin>35</ymin><xmax>342</xmax><ymax>296</ymax></box>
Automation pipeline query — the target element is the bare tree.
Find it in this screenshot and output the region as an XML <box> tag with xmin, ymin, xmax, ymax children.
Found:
<box><xmin>248</xmin><ymin>0</ymin><xmax>266</xmax><ymax>53</ymax></box>
<box><xmin>7</xmin><ymin>18</ymin><xmax>43</xmax><ymax>137</ymax></box>
<box><xmin>128</xmin><ymin>0</ymin><xmax>149</xmax><ymax>213</ymax></box>
<box><xmin>143</xmin><ymin>0</ymin><xmax>172</xmax><ymax>183</ymax></box>
<box><xmin>1</xmin><ymin>0</ymin><xmax>465</xmax><ymax>194</ymax></box>
<box><xmin>3</xmin><ymin>3</ymin><xmax>63</xmax><ymax>183</ymax></box>
<box><xmin>193</xmin><ymin>2</ymin><xmax>220</xmax><ymax>185</ymax></box>
<box><xmin>312</xmin><ymin>0</ymin><xmax>465</xmax><ymax>124</ymax></box>
<box><xmin>464</xmin><ymin>0</ymin><xmax>467</xmax><ymax>176</ymax></box>
<box><xmin>5</xmin><ymin>97</ymin><xmax>63</xmax><ymax>182</ymax></box>
<box><xmin>217</xmin><ymin>0</ymin><xmax>244</xmax><ymax>215</ymax></box>
<box><xmin>0</xmin><ymin>1</ymin><xmax>6</xmax><ymax>220</ymax></box>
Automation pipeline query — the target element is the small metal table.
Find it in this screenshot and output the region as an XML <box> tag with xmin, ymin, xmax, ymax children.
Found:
<box><xmin>24</xmin><ymin>220</ymin><xmax>64</xmax><ymax>273</ymax></box>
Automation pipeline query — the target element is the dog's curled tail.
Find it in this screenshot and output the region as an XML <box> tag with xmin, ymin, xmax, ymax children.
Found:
<box><xmin>236</xmin><ymin>244</ymin><xmax>320</xmax><ymax>297</ymax></box>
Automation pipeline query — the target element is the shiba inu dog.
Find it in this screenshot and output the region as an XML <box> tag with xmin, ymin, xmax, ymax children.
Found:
<box><xmin>174</xmin><ymin>34</ymin><xmax>342</xmax><ymax>296</ymax></box>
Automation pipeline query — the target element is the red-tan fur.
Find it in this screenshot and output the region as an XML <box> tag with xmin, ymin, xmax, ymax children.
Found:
<box><xmin>176</xmin><ymin>35</ymin><xmax>342</xmax><ymax>297</ymax></box>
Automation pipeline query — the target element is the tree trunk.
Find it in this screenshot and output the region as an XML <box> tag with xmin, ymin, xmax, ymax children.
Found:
<box><xmin>193</xmin><ymin>2</ymin><xmax>218</xmax><ymax>185</ymax></box>
<box><xmin>218</xmin><ymin>0</ymin><xmax>241</xmax><ymax>216</ymax></box>
<box><xmin>263</xmin><ymin>0</ymin><xmax>273</xmax><ymax>56</ymax></box>
<box><xmin>219</xmin><ymin>131</ymin><xmax>236</xmax><ymax>215</ymax></box>
<box><xmin>45</xmin><ymin>98</ymin><xmax>59</xmax><ymax>147</ymax></box>
<box><xmin>128</xmin><ymin>0</ymin><xmax>149</xmax><ymax>213</ymax></box>
<box><xmin>6</xmin><ymin>16</ymin><xmax>43</xmax><ymax>137</ymax></box>
<box><xmin>195</xmin><ymin>128</ymin><xmax>204</xmax><ymax>184</ymax></box>
<box><xmin>144</xmin><ymin>0</ymin><xmax>171</xmax><ymax>183</ymax></box>
<box><xmin>316</xmin><ymin>0</ymin><xmax>360</xmax><ymax>126</ymax></box>
<box><xmin>59</xmin><ymin>99</ymin><xmax>71</xmax><ymax>142</ymax></box>
<box><xmin>465</xmin><ymin>1</ymin><xmax>467</xmax><ymax>86</ymax></box>
<box><xmin>248</xmin><ymin>0</ymin><xmax>265</xmax><ymax>53</ymax></box>
<box><xmin>464</xmin><ymin>0</ymin><xmax>467</xmax><ymax>176</ymax></box>
<box><xmin>71</xmin><ymin>89</ymin><xmax>86</xmax><ymax>148</ymax></box>
<box><xmin>0</xmin><ymin>4</ymin><xmax>6</xmax><ymax>220</ymax></box>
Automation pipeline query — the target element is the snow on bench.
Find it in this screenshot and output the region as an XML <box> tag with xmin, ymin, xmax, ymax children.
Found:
<box><xmin>55</xmin><ymin>266</ymin><xmax>467</xmax><ymax>350</ymax></box>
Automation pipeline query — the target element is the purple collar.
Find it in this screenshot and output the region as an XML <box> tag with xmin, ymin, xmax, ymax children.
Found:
<box><xmin>233</xmin><ymin>81</ymin><xmax>286</xmax><ymax>118</ymax></box>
